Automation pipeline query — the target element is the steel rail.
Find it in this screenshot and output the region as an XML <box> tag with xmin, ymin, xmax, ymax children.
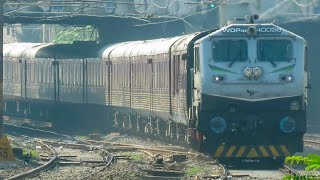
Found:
<box><xmin>4</xmin><ymin>122</ymin><xmax>77</xmax><ymax>140</ymax></box>
<box><xmin>6</xmin><ymin>140</ymin><xmax>59</xmax><ymax>180</ymax></box>
<box><xmin>280</xmin><ymin>164</ymin><xmax>300</xmax><ymax>177</ymax></box>
<box><xmin>79</xmin><ymin>149</ymin><xmax>114</xmax><ymax>180</ymax></box>
<box><xmin>84</xmin><ymin>139</ymin><xmax>199</xmax><ymax>156</ymax></box>
<box><xmin>304</xmin><ymin>139</ymin><xmax>320</xmax><ymax>145</ymax></box>
<box><xmin>304</xmin><ymin>134</ymin><xmax>320</xmax><ymax>145</ymax></box>
<box><xmin>4</xmin><ymin>121</ymin><xmax>114</xmax><ymax>180</ymax></box>
<box><xmin>304</xmin><ymin>134</ymin><xmax>320</xmax><ymax>139</ymax></box>
<box><xmin>219</xmin><ymin>163</ymin><xmax>231</xmax><ymax>180</ymax></box>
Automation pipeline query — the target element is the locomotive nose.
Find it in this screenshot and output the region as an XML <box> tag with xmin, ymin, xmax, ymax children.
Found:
<box><xmin>240</xmin><ymin>115</ymin><xmax>262</xmax><ymax>135</ymax></box>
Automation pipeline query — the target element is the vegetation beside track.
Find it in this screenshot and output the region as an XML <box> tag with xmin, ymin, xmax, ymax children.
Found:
<box><xmin>52</xmin><ymin>25</ymin><xmax>96</xmax><ymax>44</ymax></box>
<box><xmin>283</xmin><ymin>154</ymin><xmax>320</xmax><ymax>180</ymax></box>
<box><xmin>185</xmin><ymin>166</ymin><xmax>205</xmax><ymax>177</ymax></box>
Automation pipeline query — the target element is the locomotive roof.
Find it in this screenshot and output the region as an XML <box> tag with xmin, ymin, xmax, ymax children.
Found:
<box><xmin>195</xmin><ymin>23</ymin><xmax>305</xmax><ymax>43</ymax></box>
<box><xmin>101</xmin><ymin>33</ymin><xmax>200</xmax><ymax>59</ymax></box>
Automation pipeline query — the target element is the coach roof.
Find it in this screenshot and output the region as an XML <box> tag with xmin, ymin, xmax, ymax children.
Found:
<box><xmin>3</xmin><ymin>43</ymin><xmax>42</xmax><ymax>58</ymax></box>
<box><xmin>101</xmin><ymin>33</ymin><xmax>198</xmax><ymax>60</ymax></box>
<box><xmin>25</xmin><ymin>41</ymin><xmax>100</xmax><ymax>59</ymax></box>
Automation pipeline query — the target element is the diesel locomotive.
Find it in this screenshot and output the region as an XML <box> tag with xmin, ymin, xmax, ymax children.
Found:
<box><xmin>3</xmin><ymin>21</ymin><xmax>308</xmax><ymax>160</ymax></box>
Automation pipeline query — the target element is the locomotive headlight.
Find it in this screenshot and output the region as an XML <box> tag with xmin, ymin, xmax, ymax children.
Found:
<box><xmin>244</xmin><ymin>67</ymin><xmax>253</xmax><ymax>77</ymax></box>
<box><xmin>210</xmin><ymin>116</ymin><xmax>226</xmax><ymax>134</ymax></box>
<box><xmin>281</xmin><ymin>75</ymin><xmax>294</xmax><ymax>82</ymax></box>
<box><xmin>280</xmin><ymin>116</ymin><xmax>295</xmax><ymax>133</ymax></box>
<box><xmin>286</xmin><ymin>75</ymin><xmax>293</xmax><ymax>82</ymax></box>
<box><xmin>290</xmin><ymin>101</ymin><xmax>300</xmax><ymax>111</ymax></box>
<box><xmin>212</xmin><ymin>75</ymin><xmax>224</xmax><ymax>83</ymax></box>
<box><xmin>253</xmin><ymin>67</ymin><xmax>263</xmax><ymax>77</ymax></box>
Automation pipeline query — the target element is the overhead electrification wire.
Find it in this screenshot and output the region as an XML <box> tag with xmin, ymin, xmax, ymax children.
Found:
<box><xmin>4</xmin><ymin>0</ymin><xmax>228</xmax><ymax>25</ymax></box>
<box><xmin>292</xmin><ymin>0</ymin><xmax>317</xmax><ymax>7</ymax></box>
<box><xmin>162</xmin><ymin>2</ymin><xmax>201</xmax><ymax>17</ymax></box>
<box><xmin>151</xmin><ymin>0</ymin><xmax>180</xmax><ymax>9</ymax></box>
<box><xmin>4</xmin><ymin>1</ymin><xmax>45</xmax><ymax>15</ymax></box>
<box><xmin>134</xmin><ymin>0</ymin><xmax>230</xmax><ymax>27</ymax></box>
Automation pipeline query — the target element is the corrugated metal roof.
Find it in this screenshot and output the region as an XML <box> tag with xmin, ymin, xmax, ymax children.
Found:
<box><xmin>3</xmin><ymin>43</ymin><xmax>42</xmax><ymax>58</ymax></box>
<box><xmin>24</xmin><ymin>43</ymin><xmax>54</xmax><ymax>59</ymax></box>
<box><xmin>4</xmin><ymin>42</ymin><xmax>101</xmax><ymax>60</ymax></box>
<box><xmin>101</xmin><ymin>34</ymin><xmax>198</xmax><ymax>60</ymax></box>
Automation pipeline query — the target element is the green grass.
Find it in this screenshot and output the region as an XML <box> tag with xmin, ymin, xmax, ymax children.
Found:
<box><xmin>185</xmin><ymin>166</ymin><xmax>205</xmax><ymax>177</ymax></box>
<box><xmin>121</xmin><ymin>152</ymin><xmax>142</xmax><ymax>162</ymax></box>
<box><xmin>23</xmin><ymin>149</ymin><xmax>39</xmax><ymax>158</ymax></box>
<box><xmin>76</xmin><ymin>136</ymin><xmax>88</xmax><ymax>140</ymax></box>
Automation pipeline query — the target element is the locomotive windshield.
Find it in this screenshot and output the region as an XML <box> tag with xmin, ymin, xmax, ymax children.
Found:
<box><xmin>212</xmin><ymin>40</ymin><xmax>247</xmax><ymax>62</ymax></box>
<box><xmin>257</xmin><ymin>39</ymin><xmax>293</xmax><ymax>62</ymax></box>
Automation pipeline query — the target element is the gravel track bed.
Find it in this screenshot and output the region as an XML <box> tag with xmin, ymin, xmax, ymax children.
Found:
<box><xmin>0</xmin><ymin>162</ymin><xmax>35</xmax><ymax>180</ymax></box>
<box><xmin>27</xmin><ymin>140</ymin><xmax>109</xmax><ymax>180</ymax></box>
<box><xmin>3</xmin><ymin>132</ymin><xmax>106</xmax><ymax>180</ymax></box>
<box><xmin>28</xmin><ymin>166</ymin><xmax>98</xmax><ymax>180</ymax></box>
<box><xmin>103</xmin><ymin>133</ymin><xmax>186</xmax><ymax>150</ymax></box>
<box><xmin>85</xmin><ymin>133</ymin><xmax>223</xmax><ymax>179</ymax></box>
<box><xmin>7</xmin><ymin>124</ymin><xmax>319</xmax><ymax>179</ymax></box>
<box><xmin>0</xmin><ymin>135</ymin><xmax>53</xmax><ymax>180</ymax></box>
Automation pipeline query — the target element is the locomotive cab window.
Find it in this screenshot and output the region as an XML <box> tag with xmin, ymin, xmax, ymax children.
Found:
<box><xmin>212</xmin><ymin>40</ymin><xmax>247</xmax><ymax>62</ymax></box>
<box><xmin>257</xmin><ymin>39</ymin><xmax>293</xmax><ymax>62</ymax></box>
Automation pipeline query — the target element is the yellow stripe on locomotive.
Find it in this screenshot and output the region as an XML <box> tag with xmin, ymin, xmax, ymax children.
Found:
<box><xmin>213</xmin><ymin>145</ymin><xmax>291</xmax><ymax>158</ymax></box>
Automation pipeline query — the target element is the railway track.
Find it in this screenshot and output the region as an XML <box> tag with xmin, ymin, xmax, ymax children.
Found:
<box><xmin>6</xmin><ymin>139</ymin><xmax>59</xmax><ymax>180</ymax></box>
<box><xmin>3</xmin><ymin>122</ymin><xmax>115</xmax><ymax>180</ymax></box>
<box><xmin>4</xmin><ymin>119</ymin><xmax>227</xmax><ymax>179</ymax></box>
<box><xmin>79</xmin><ymin>151</ymin><xmax>114</xmax><ymax>180</ymax></box>
<box><xmin>304</xmin><ymin>134</ymin><xmax>320</xmax><ymax>145</ymax></box>
<box><xmin>5</xmin><ymin>117</ymin><xmax>305</xmax><ymax>179</ymax></box>
<box><xmin>280</xmin><ymin>164</ymin><xmax>301</xmax><ymax>177</ymax></box>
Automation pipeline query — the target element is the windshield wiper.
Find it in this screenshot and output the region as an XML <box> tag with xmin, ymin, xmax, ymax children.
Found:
<box><xmin>264</xmin><ymin>58</ymin><xmax>277</xmax><ymax>68</ymax></box>
<box><xmin>228</xmin><ymin>58</ymin><xmax>237</xmax><ymax>67</ymax></box>
<box><xmin>228</xmin><ymin>52</ymin><xmax>242</xmax><ymax>68</ymax></box>
<box><xmin>260</xmin><ymin>51</ymin><xmax>277</xmax><ymax>67</ymax></box>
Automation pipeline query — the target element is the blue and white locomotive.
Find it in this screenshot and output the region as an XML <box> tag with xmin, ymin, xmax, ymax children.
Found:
<box><xmin>193</xmin><ymin>23</ymin><xmax>307</xmax><ymax>158</ymax></box>
<box><xmin>3</xmin><ymin>19</ymin><xmax>308</xmax><ymax>160</ymax></box>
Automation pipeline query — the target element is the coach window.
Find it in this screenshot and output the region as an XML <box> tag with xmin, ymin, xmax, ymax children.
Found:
<box><xmin>40</xmin><ymin>63</ymin><xmax>43</xmax><ymax>83</ymax></box>
<box><xmin>31</xmin><ymin>63</ymin><xmax>34</xmax><ymax>83</ymax></box>
<box><xmin>3</xmin><ymin>61</ymin><xmax>6</xmax><ymax>80</ymax></box>
<box><xmin>7</xmin><ymin>61</ymin><xmax>10</xmax><ymax>80</ymax></box>
<box><xmin>304</xmin><ymin>46</ymin><xmax>307</xmax><ymax>70</ymax></box>
<box><xmin>5</xmin><ymin>61</ymin><xmax>8</xmax><ymax>80</ymax></box>
<box><xmin>35</xmin><ymin>63</ymin><xmax>38</xmax><ymax>83</ymax></box>
<box><xmin>194</xmin><ymin>47</ymin><xmax>200</xmax><ymax>72</ymax></box>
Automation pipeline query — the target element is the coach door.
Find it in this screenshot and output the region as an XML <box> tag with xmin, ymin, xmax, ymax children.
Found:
<box><xmin>172</xmin><ymin>54</ymin><xmax>181</xmax><ymax>114</ymax></box>
<box><xmin>148</xmin><ymin>57</ymin><xmax>153</xmax><ymax>113</ymax></box>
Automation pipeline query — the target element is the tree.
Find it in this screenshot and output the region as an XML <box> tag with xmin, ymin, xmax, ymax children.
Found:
<box><xmin>52</xmin><ymin>25</ymin><xmax>96</xmax><ymax>44</ymax></box>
